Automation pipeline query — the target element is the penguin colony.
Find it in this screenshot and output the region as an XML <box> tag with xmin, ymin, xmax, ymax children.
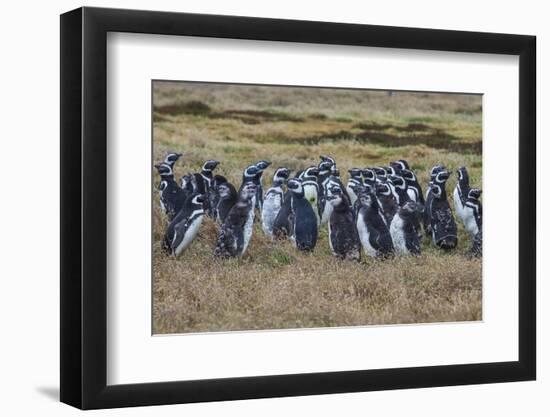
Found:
<box><xmin>156</xmin><ymin>152</ymin><xmax>482</xmax><ymax>260</ymax></box>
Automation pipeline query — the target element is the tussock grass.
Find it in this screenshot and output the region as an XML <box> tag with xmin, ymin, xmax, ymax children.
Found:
<box><xmin>152</xmin><ymin>82</ymin><xmax>482</xmax><ymax>334</ymax></box>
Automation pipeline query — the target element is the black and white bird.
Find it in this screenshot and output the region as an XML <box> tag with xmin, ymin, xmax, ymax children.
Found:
<box><xmin>390</xmin><ymin>159</ymin><xmax>410</xmax><ymax>172</ymax></box>
<box><xmin>356</xmin><ymin>189</ymin><xmax>394</xmax><ymax>258</ymax></box>
<box><xmin>326</xmin><ymin>186</ymin><xmax>361</xmax><ymax>260</ymax></box>
<box><xmin>346</xmin><ymin>168</ymin><xmax>363</xmax><ymax>207</ymax></box>
<box><xmin>453</xmin><ymin>166</ymin><xmax>471</xmax><ymax>227</ymax></box>
<box><xmin>318</xmin><ymin>159</ymin><xmax>335</xmax><ymax>225</ymax></box>
<box><xmin>163</xmin><ymin>152</ymin><xmax>183</xmax><ymax>168</ymax></box>
<box><xmin>253</xmin><ymin>160</ymin><xmax>271</xmax><ymax>210</ymax></box>
<box><xmin>300</xmin><ymin>166</ymin><xmax>321</xmax><ymax>225</ymax></box>
<box><xmin>214</xmin><ymin>183</ymin><xmax>257</xmax><ymax>257</ymax></box>
<box><xmin>388</xmin><ymin>175</ymin><xmax>411</xmax><ymax>207</ymax></box>
<box><xmin>155</xmin><ymin>162</ymin><xmax>187</xmax><ymax>220</ymax></box>
<box><xmin>213</xmin><ymin>176</ymin><xmax>238</xmax><ymax>224</ymax></box>
<box><xmin>427</xmin><ymin>169</ymin><xmax>458</xmax><ymax>250</ymax></box>
<box><xmin>389</xmin><ymin>201</ymin><xmax>422</xmax><ymax>256</ymax></box>
<box><xmin>361</xmin><ymin>168</ymin><xmax>377</xmax><ymax>190</ymax></box>
<box><xmin>239</xmin><ymin>164</ymin><xmax>260</xmax><ymax>193</ymax></box>
<box><xmin>375</xmin><ymin>182</ymin><xmax>397</xmax><ymax>224</ymax></box>
<box><xmin>261</xmin><ymin>167</ymin><xmax>291</xmax><ymax>237</ymax></box>
<box><xmin>192</xmin><ymin>160</ymin><xmax>220</xmax><ymax>216</ymax></box>
<box><xmin>423</xmin><ymin>164</ymin><xmax>446</xmax><ymax>234</ymax></box>
<box><xmin>287</xmin><ymin>178</ymin><xmax>318</xmax><ymax>251</ymax></box>
<box><xmin>162</xmin><ymin>194</ymin><xmax>206</xmax><ymax>256</ymax></box>
<box><xmin>462</xmin><ymin>188</ymin><xmax>482</xmax><ymax>238</ymax></box>
<box><xmin>373</xmin><ymin>166</ymin><xmax>388</xmax><ymax>183</ymax></box>
<box><xmin>401</xmin><ymin>169</ymin><xmax>424</xmax><ymax>204</ymax></box>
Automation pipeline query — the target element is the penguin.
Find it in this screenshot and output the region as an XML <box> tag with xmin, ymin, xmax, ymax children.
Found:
<box><xmin>163</xmin><ymin>152</ymin><xmax>183</xmax><ymax>168</ymax></box>
<box><xmin>214</xmin><ymin>177</ymin><xmax>238</xmax><ymax>224</ymax></box>
<box><xmin>389</xmin><ymin>201</ymin><xmax>421</xmax><ymax>256</ymax></box>
<box><xmin>155</xmin><ymin>162</ymin><xmax>187</xmax><ymax>220</ymax></box>
<box><xmin>214</xmin><ymin>183</ymin><xmax>257</xmax><ymax>257</ymax></box>
<box><xmin>192</xmin><ymin>160</ymin><xmax>220</xmax><ymax>216</ymax></box>
<box><xmin>401</xmin><ymin>168</ymin><xmax>424</xmax><ymax>205</ymax></box>
<box><xmin>462</xmin><ymin>188</ymin><xmax>482</xmax><ymax>237</ymax></box>
<box><xmin>240</xmin><ymin>164</ymin><xmax>260</xmax><ymax>191</ymax></box>
<box><xmin>346</xmin><ymin>168</ymin><xmax>363</xmax><ymax>207</ymax></box>
<box><xmin>321</xmin><ymin>165</ymin><xmax>349</xmax><ymax>225</ymax></box>
<box><xmin>261</xmin><ymin>167</ymin><xmax>291</xmax><ymax>236</ymax></box>
<box><xmin>253</xmin><ymin>160</ymin><xmax>272</xmax><ymax>210</ymax></box>
<box><xmin>326</xmin><ymin>186</ymin><xmax>361</xmax><ymax>260</ymax></box>
<box><xmin>423</xmin><ymin>164</ymin><xmax>446</xmax><ymax>234</ymax></box>
<box><xmin>287</xmin><ymin>178</ymin><xmax>318</xmax><ymax>251</ymax></box>
<box><xmin>390</xmin><ymin>159</ymin><xmax>410</xmax><ymax>172</ymax></box>
<box><xmin>388</xmin><ymin>175</ymin><xmax>410</xmax><ymax>207</ymax></box>
<box><xmin>362</xmin><ymin>168</ymin><xmax>377</xmax><ymax>190</ymax></box>
<box><xmin>317</xmin><ymin>160</ymin><xmax>333</xmax><ymax>223</ymax></box>
<box><xmin>209</xmin><ymin>175</ymin><xmax>228</xmax><ymax>218</ymax></box>
<box><xmin>300</xmin><ymin>166</ymin><xmax>321</xmax><ymax>225</ymax></box>
<box><xmin>427</xmin><ymin>170</ymin><xmax>458</xmax><ymax>250</ymax></box>
<box><xmin>453</xmin><ymin>166</ymin><xmax>471</xmax><ymax>226</ymax></box>
<box><xmin>272</xmin><ymin>190</ymin><xmax>293</xmax><ymax>239</ymax></box>
<box><xmin>373</xmin><ymin>166</ymin><xmax>388</xmax><ymax>183</ymax></box>
<box><xmin>162</xmin><ymin>193</ymin><xmax>205</xmax><ymax>256</ymax></box>
<box><xmin>375</xmin><ymin>182</ymin><xmax>397</xmax><ymax>224</ymax></box>
<box><xmin>180</xmin><ymin>173</ymin><xmax>196</xmax><ymax>195</ymax></box>
<box><xmin>355</xmin><ymin>189</ymin><xmax>394</xmax><ymax>258</ymax></box>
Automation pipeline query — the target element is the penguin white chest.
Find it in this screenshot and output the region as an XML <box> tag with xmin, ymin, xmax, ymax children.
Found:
<box><xmin>453</xmin><ymin>187</ymin><xmax>466</xmax><ymax>222</ymax></box>
<box><xmin>241</xmin><ymin>208</ymin><xmax>256</xmax><ymax>255</ymax></box>
<box><xmin>173</xmin><ymin>212</ymin><xmax>204</xmax><ymax>256</ymax></box>
<box><xmin>261</xmin><ymin>191</ymin><xmax>282</xmax><ymax>235</ymax></box>
<box><xmin>463</xmin><ymin>207</ymin><xmax>479</xmax><ymax>236</ymax></box>
<box><xmin>390</xmin><ymin>215</ymin><xmax>408</xmax><ymax>255</ymax></box>
<box><xmin>356</xmin><ymin>213</ymin><xmax>377</xmax><ymax>257</ymax></box>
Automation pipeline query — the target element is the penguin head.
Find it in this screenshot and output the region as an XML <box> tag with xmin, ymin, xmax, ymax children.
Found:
<box><xmin>348</xmin><ymin>181</ymin><xmax>367</xmax><ymax>196</ymax></box>
<box><xmin>430</xmin><ymin>183</ymin><xmax>444</xmax><ymax>198</ymax></box>
<box><xmin>361</xmin><ymin>168</ymin><xmax>376</xmax><ymax>183</ymax></box>
<box><xmin>320</xmin><ymin>155</ymin><xmax>336</xmax><ymax>166</ymax></box>
<box><xmin>287</xmin><ymin>178</ymin><xmax>304</xmax><ymax>195</ymax></box>
<box><xmin>391</xmin><ymin>159</ymin><xmax>409</xmax><ymax>172</ymax></box>
<box><xmin>164</xmin><ymin>152</ymin><xmax>183</xmax><ymax>167</ymax></box>
<box><xmin>330</xmin><ymin>165</ymin><xmax>340</xmax><ymax>177</ymax></box>
<box><xmin>202</xmin><ymin>160</ymin><xmax>220</xmax><ymax>172</ymax></box>
<box><xmin>318</xmin><ymin>160</ymin><xmax>333</xmax><ymax>174</ymax></box>
<box><xmin>430</xmin><ymin>164</ymin><xmax>446</xmax><ymax>180</ymax></box>
<box><xmin>217</xmin><ymin>183</ymin><xmax>232</xmax><ymax>198</ymax></box>
<box><xmin>401</xmin><ymin>201</ymin><xmax>418</xmax><ymax>215</ymax></box>
<box><xmin>357</xmin><ymin>189</ymin><xmax>375</xmax><ymax>207</ymax></box>
<box><xmin>155</xmin><ymin>162</ymin><xmax>173</xmax><ymax>177</ymax></box>
<box><xmin>457</xmin><ymin>166</ymin><xmax>470</xmax><ymax>182</ymax></box>
<box><xmin>212</xmin><ymin>174</ymin><xmax>228</xmax><ymax>188</ymax></box>
<box><xmin>468</xmin><ymin>188</ymin><xmax>482</xmax><ymax>200</ymax></box>
<box><xmin>302</xmin><ymin>166</ymin><xmax>320</xmax><ymax>179</ymax></box>
<box><xmin>180</xmin><ymin>174</ymin><xmax>193</xmax><ymax>189</ymax></box>
<box><xmin>255</xmin><ymin>160</ymin><xmax>271</xmax><ymax>171</ymax></box>
<box><xmin>401</xmin><ymin>169</ymin><xmax>416</xmax><ymax>182</ymax></box>
<box><xmin>243</xmin><ymin>165</ymin><xmax>260</xmax><ymax>179</ymax></box>
<box><xmin>273</xmin><ymin>167</ymin><xmax>291</xmax><ymax>181</ymax></box>
<box><xmin>434</xmin><ymin>169</ymin><xmax>450</xmax><ymax>184</ymax></box>
<box><xmin>240</xmin><ymin>183</ymin><xmax>257</xmax><ymax>201</ymax></box>
<box><xmin>373</xmin><ymin>166</ymin><xmax>387</xmax><ymax>178</ymax></box>
<box><xmin>376</xmin><ymin>182</ymin><xmax>392</xmax><ymax>197</ymax></box>
<box><xmin>389</xmin><ymin>175</ymin><xmax>406</xmax><ymax>190</ymax></box>
<box><xmin>191</xmin><ymin>194</ymin><xmax>206</xmax><ymax>206</ymax></box>
<box><xmin>326</xmin><ymin>186</ymin><xmax>344</xmax><ymax>206</ymax></box>
<box><xmin>348</xmin><ymin>168</ymin><xmax>362</xmax><ymax>179</ymax></box>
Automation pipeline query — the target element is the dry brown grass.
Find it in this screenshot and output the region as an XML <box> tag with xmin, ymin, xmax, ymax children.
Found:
<box><xmin>152</xmin><ymin>81</ymin><xmax>482</xmax><ymax>334</ymax></box>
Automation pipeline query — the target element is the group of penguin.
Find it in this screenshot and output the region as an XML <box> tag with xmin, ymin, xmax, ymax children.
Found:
<box><xmin>155</xmin><ymin>152</ymin><xmax>482</xmax><ymax>260</ymax></box>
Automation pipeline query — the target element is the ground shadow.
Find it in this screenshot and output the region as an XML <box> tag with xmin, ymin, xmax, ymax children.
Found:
<box><xmin>35</xmin><ymin>386</ymin><xmax>59</xmax><ymax>401</ymax></box>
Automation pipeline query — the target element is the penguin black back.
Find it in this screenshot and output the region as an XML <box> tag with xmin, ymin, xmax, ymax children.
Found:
<box><xmin>287</xmin><ymin>178</ymin><xmax>318</xmax><ymax>251</ymax></box>
<box><xmin>326</xmin><ymin>187</ymin><xmax>360</xmax><ymax>260</ymax></box>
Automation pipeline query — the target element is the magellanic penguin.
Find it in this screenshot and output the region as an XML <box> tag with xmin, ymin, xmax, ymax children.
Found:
<box><xmin>453</xmin><ymin>166</ymin><xmax>471</xmax><ymax>227</ymax></box>
<box><xmin>162</xmin><ymin>194</ymin><xmax>206</xmax><ymax>256</ymax></box>
<box><xmin>163</xmin><ymin>152</ymin><xmax>183</xmax><ymax>168</ymax></box>
<box><xmin>401</xmin><ymin>168</ymin><xmax>424</xmax><ymax>205</ymax></box>
<box><xmin>423</xmin><ymin>164</ymin><xmax>446</xmax><ymax>235</ymax></box>
<box><xmin>356</xmin><ymin>189</ymin><xmax>394</xmax><ymax>258</ymax></box>
<box><xmin>326</xmin><ymin>186</ymin><xmax>361</xmax><ymax>260</ymax></box>
<box><xmin>462</xmin><ymin>188</ymin><xmax>482</xmax><ymax>237</ymax></box>
<box><xmin>390</xmin><ymin>159</ymin><xmax>410</xmax><ymax>172</ymax></box>
<box><xmin>214</xmin><ymin>183</ymin><xmax>257</xmax><ymax>258</ymax></box>
<box><xmin>373</xmin><ymin>166</ymin><xmax>388</xmax><ymax>183</ymax></box>
<box><xmin>213</xmin><ymin>177</ymin><xmax>238</xmax><ymax>224</ymax></box>
<box><xmin>318</xmin><ymin>159</ymin><xmax>334</xmax><ymax>225</ymax></box>
<box><xmin>300</xmin><ymin>166</ymin><xmax>321</xmax><ymax>225</ymax></box>
<box><xmin>389</xmin><ymin>201</ymin><xmax>422</xmax><ymax>256</ymax></box>
<box><xmin>155</xmin><ymin>162</ymin><xmax>187</xmax><ymax>220</ymax></box>
<box><xmin>362</xmin><ymin>168</ymin><xmax>377</xmax><ymax>190</ymax></box>
<box><xmin>192</xmin><ymin>160</ymin><xmax>220</xmax><ymax>216</ymax></box>
<box><xmin>427</xmin><ymin>170</ymin><xmax>458</xmax><ymax>250</ymax></box>
<box><xmin>388</xmin><ymin>175</ymin><xmax>411</xmax><ymax>207</ymax></box>
<box><xmin>375</xmin><ymin>182</ymin><xmax>397</xmax><ymax>225</ymax></box>
<box><xmin>253</xmin><ymin>160</ymin><xmax>271</xmax><ymax>211</ymax></box>
<box><xmin>346</xmin><ymin>168</ymin><xmax>363</xmax><ymax>208</ymax></box>
<box><xmin>287</xmin><ymin>178</ymin><xmax>318</xmax><ymax>251</ymax></box>
<box><xmin>261</xmin><ymin>167</ymin><xmax>291</xmax><ymax>237</ymax></box>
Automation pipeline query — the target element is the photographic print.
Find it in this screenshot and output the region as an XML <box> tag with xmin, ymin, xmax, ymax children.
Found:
<box><xmin>152</xmin><ymin>81</ymin><xmax>482</xmax><ymax>335</ymax></box>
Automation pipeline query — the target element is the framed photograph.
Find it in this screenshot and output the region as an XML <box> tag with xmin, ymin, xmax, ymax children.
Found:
<box><xmin>60</xmin><ymin>6</ymin><xmax>536</xmax><ymax>410</ymax></box>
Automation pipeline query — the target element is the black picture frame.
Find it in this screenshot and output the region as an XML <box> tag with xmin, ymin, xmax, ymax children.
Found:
<box><xmin>60</xmin><ymin>6</ymin><xmax>536</xmax><ymax>410</ymax></box>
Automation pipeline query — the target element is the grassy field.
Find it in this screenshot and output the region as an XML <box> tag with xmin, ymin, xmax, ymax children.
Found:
<box><xmin>152</xmin><ymin>81</ymin><xmax>482</xmax><ymax>334</ymax></box>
